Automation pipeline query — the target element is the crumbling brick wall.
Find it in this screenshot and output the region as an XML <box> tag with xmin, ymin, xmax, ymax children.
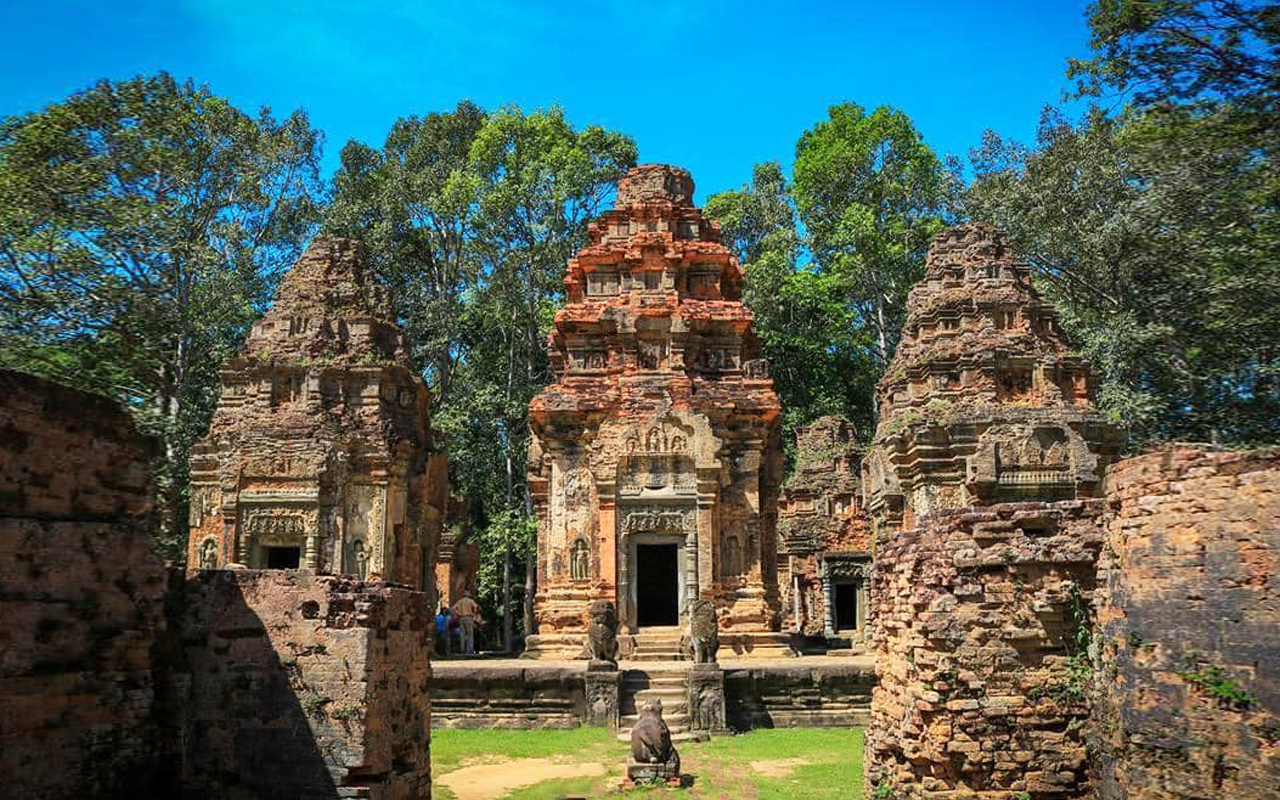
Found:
<box><xmin>867</xmin><ymin>501</ymin><xmax>1105</xmax><ymax>798</ymax></box>
<box><xmin>0</xmin><ymin>370</ymin><xmax>167</xmax><ymax>799</ymax></box>
<box><xmin>1092</xmin><ymin>446</ymin><xmax>1280</xmax><ymax>799</ymax></box>
<box><xmin>173</xmin><ymin>570</ymin><xmax>433</xmax><ymax>800</ymax></box>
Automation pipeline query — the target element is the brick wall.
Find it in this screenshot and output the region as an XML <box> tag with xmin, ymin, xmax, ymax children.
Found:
<box><xmin>1092</xmin><ymin>446</ymin><xmax>1280</xmax><ymax>798</ymax></box>
<box><xmin>0</xmin><ymin>370</ymin><xmax>167</xmax><ymax>799</ymax></box>
<box><xmin>174</xmin><ymin>570</ymin><xmax>433</xmax><ymax>799</ymax></box>
<box><xmin>867</xmin><ymin>501</ymin><xmax>1106</xmax><ymax>798</ymax></box>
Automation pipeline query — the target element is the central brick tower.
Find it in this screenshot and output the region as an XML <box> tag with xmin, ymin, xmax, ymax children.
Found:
<box><xmin>526</xmin><ymin>165</ymin><xmax>786</xmax><ymax>659</ymax></box>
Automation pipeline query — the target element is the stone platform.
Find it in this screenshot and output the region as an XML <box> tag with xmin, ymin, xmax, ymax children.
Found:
<box><xmin>431</xmin><ymin>655</ymin><xmax>874</xmax><ymax>732</ymax></box>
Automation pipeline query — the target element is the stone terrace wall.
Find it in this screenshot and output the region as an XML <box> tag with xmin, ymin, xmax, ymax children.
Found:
<box><xmin>725</xmin><ymin>662</ymin><xmax>874</xmax><ymax>729</ymax></box>
<box><xmin>1092</xmin><ymin>446</ymin><xmax>1280</xmax><ymax>799</ymax></box>
<box><xmin>0</xmin><ymin>370</ymin><xmax>167</xmax><ymax>799</ymax></box>
<box><xmin>867</xmin><ymin>501</ymin><xmax>1105</xmax><ymax>798</ymax></box>
<box><xmin>432</xmin><ymin>664</ymin><xmax>587</xmax><ymax>729</ymax></box>
<box><xmin>173</xmin><ymin>570</ymin><xmax>432</xmax><ymax>800</ymax></box>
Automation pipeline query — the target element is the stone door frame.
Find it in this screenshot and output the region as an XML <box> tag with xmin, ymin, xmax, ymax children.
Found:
<box><xmin>617</xmin><ymin>504</ymin><xmax>699</xmax><ymax>633</ymax></box>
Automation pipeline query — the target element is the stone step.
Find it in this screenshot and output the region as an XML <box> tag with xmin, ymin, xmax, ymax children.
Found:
<box><xmin>620</xmin><ymin>712</ymin><xmax>689</xmax><ymax>728</ymax></box>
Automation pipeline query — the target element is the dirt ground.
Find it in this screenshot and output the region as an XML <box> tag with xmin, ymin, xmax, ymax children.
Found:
<box><xmin>436</xmin><ymin>756</ymin><xmax>608</xmax><ymax>800</ymax></box>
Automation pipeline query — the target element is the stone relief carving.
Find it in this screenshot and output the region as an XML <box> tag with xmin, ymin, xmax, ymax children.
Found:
<box><xmin>198</xmin><ymin>538</ymin><xmax>218</xmax><ymax>569</ymax></box>
<box><xmin>244</xmin><ymin>512</ymin><xmax>307</xmax><ymax>540</ymax></box>
<box><xmin>570</xmin><ymin>538</ymin><xmax>590</xmax><ymax>582</ymax></box>
<box><xmin>622</xmin><ymin>505</ymin><xmax>695</xmax><ymax>535</ymax></box>
<box><xmin>346</xmin><ymin>538</ymin><xmax>369</xmax><ymax>580</ymax></box>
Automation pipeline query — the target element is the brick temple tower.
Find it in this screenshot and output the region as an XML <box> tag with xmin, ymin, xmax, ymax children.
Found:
<box><xmin>186</xmin><ymin>237</ymin><xmax>447</xmax><ymax>588</ymax></box>
<box><xmin>525</xmin><ymin>164</ymin><xmax>787</xmax><ymax>659</ymax></box>
<box><xmin>863</xmin><ymin>223</ymin><xmax>1126</xmax><ymax>540</ymax></box>
<box><xmin>777</xmin><ymin>416</ymin><xmax>872</xmax><ymax>644</ymax></box>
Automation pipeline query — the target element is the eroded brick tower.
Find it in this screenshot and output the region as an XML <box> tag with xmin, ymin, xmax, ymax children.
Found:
<box><xmin>526</xmin><ymin>165</ymin><xmax>786</xmax><ymax>658</ymax></box>
<box><xmin>187</xmin><ymin>237</ymin><xmax>447</xmax><ymax>587</ymax></box>
<box><xmin>863</xmin><ymin>223</ymin><xmax>1125</xmax><ymax>540</ymax></box>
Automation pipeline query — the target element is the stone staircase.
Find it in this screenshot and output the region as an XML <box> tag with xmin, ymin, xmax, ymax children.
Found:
<box><xmin>628</xmin><ymin>625</ymin><xmax>686</xmax><ymax>661</ymax></box>
<box><xmin>617</xmin><ymin>665</ymin><xmax>696</xmax><ymax>741</ymax></box>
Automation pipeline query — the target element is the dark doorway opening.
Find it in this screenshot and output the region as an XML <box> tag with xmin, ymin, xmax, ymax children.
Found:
<box><xmin>834</xmin><ymin>582</ymin><xmax>858</xmax><ymax>631</ymax></box>
<box><xmin>266</xmin><ymin>546</ymin><xmax>301</xmax><ymax>569</ymax></box>
<box><xmin>636</xmin><ymin>543</ymin><xmax>679</xmax><ymax>627</ymax></box>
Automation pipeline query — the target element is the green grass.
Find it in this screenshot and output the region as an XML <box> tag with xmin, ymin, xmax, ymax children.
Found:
<box><xmin>431</xmin><ymin>726</ymin><xmax>865</xmax><ymax>799</ymax></box>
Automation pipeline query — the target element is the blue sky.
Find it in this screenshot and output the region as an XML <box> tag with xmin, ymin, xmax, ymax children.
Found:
<box><xmin>2</xmin><ymin>0</ymin><xmax>1091</xmax><ymax>202</ymax></box>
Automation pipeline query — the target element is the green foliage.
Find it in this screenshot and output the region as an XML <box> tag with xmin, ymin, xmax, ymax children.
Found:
<box><xmin>1067</xmin><ymin>0</ymin><xmax>1279</xmax><ymax>113</ymax></box>
<box><xmin>329</xmin><ymin>703</ymin><xmax>363</xmax><ymax>721</ymax></box>
<box><xmin>301</xmin><ymin>692</ymin><xmax>330</xmax><ymax>716</ymax></box>
<box><xmin>966</xmin><ymin>5</ymin><xmax>1280</xmax><ymax>446</ymax></box>
<box><xmin>793</xmin><ymin>103</ymin><xmax>957</xmax><ymax>368</ymax></box>
<box><xmin>0</xmin><ymin>72</ymin><xmax>324</xmax><ymax>557</ymax></box>
<box><xmin>871</xmin><ymin>779</ymin><xmax>896</xmax><ymax>799</ymax></box>
<box><xmin>327</xmin><ymin>104</ymin><xmax>636</xmax><ymax>641</ymax></box>
<box><xmin>1057</xmin><ymin>585</ymin><xmax>1096</xmax><ymax>704</ymax></box>
<box><xmin>1180</xmin><ymin>664</ymin><xmax>1257</xmax><ymax>709</ymax></box>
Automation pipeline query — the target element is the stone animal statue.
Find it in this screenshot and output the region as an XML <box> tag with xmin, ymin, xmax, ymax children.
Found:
<box><xmin>582</xmin><ymin>600</ymin><xmax>619</xmax><ymax>665</ymax></box>
<box><xmin>685</xmin><ymin>599</ymin><xmax>719</xmax><ymax>663</ymax></box>
<box><xmin>629</xmin><ymin>699</ymin><xmax>680</xmax><ymax>773</ymax></box>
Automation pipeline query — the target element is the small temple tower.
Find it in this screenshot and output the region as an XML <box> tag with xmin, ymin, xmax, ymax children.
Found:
<box><xmin>777</xmin><ymin>416</ymin><xmax>872</xmax><ymax>644</ymax></box>
<box><xmin>526</xmin><ymin>165</ymin><xmax>786</xmax><ymax>658</ymax></box>
<box><xmin>432</xmin><ymin>494</ymin><xmax>480</xmax><ymax>608</ymax></box>
<box><xmin>863</xmin><ymin>223</ymin><xmax>1125</xmax><ymax>540</ymax></box>
<box><xmin>186</xmin><ymin>237</ymin><xmax>447</xmax><ymax>588</ymax></box>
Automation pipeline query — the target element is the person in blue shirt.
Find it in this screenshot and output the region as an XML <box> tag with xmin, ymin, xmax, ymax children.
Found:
<box><xmin>434</xmin><ymin>604</ymin><xmax>452</xmax><ymax>657</ymax></box>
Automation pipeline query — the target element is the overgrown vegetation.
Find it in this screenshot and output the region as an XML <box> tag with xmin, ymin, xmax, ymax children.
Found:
<box><xmin>1180</xmin><ymin>663</ymin><xmax>1257</xmax><ymax>709</ymax></box>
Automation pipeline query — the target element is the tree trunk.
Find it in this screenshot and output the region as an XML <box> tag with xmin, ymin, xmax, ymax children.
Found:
<box><xmin>523</xmin><ymin>483</ymin><xmax>536</xmax><ymax>639</ymax></box>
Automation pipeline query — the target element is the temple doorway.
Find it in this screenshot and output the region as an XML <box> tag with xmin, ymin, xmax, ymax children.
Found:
<box><xmin>636</xmin><ymin>543</ymin><xmax>679</xmax><ymax>627</ymax></box>
<box><xmin>265</xmin><ymin>545</ymin><xmax>301</xmax><ymax>569</ymax></box>
<box><xmin>834</xmin><ymin>582</ymin><xmax>858</xmax><ymax>631</ymax></box>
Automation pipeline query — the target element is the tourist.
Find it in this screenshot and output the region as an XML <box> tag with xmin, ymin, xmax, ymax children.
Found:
<box><xmin>434</xmin><ymin>604</ymin><xmax>452</xmax><ymax>657</ymax></box>
<box><xmin>451</xmin><ymin>591</ymin><xmax>481</xmax><ymax>655</ymax></box>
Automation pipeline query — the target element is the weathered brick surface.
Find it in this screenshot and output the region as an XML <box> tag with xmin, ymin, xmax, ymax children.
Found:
<box><xmin>1092</xmin><ymin>446</ymin><xmax>1280</xmax><ymax>799</ymax></box>
<box><xmin>0</xmin><ymin>369</ymin><xmax>167</xmax><ymax>799</ymax></box>
<box><xmin>174</xmin><ymin>570</ymin><xmax>433</xmax><ymax>799</ymax></box>
<box><xmin>867</xmin><ymin>501</ymin><xmax>1104</xmax><ymax>798</ymax></box>
<box><xmin>864</xmin><ymin>224</ymin><xmax>1124</xmax><ymax>538</ymax></box>
<box><xmin>187</xmin><ymin>236</ymin><xmax>446</xmax><ymax>588</ymax></box>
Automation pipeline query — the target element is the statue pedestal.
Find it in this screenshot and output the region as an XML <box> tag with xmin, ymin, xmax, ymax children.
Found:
<box><xmin>584</xmin><ymin>663</ymin><xmax>619</xmax><ymax>729</ymax></box>
<box><xmin>626</xmin><ymin>757</ymin><xmax>680</xmax><ymax>781</ymax></box>
<box><xmin>686</xmin><ymin>662</ymin><xmax>729</xmax><ymax>735</ymax></box>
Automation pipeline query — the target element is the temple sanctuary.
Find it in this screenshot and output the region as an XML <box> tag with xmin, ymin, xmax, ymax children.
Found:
<box><xmin>186</xmin><ymin>237</ymin><xmax>448</xmax><ymax>587</ymax></box>
<box><xmin>525</xmin><ymin>165</ymin><xmax>788</xmax><ymax>658</ymax></box>
<box><xmin>863</xmin><ymin>222</ymin><xmax>1126</xmax><ymax>540</ymax></box>
<box><xmin>777</xmin><ymin>416</ymin><xmax>873</xmax><ymax>644</ymax></box>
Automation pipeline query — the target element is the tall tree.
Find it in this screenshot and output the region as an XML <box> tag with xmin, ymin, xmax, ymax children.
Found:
<box><xmin>792</xmin><ymin>103</ymin><xmax>955</xmax><ymax>370</ymax></box>
<box><xmin>0</xmin><ymin>73</ymin><xmax>324</xmax><ymax>556</ymax></box>
<box><xmin>324</xmin><ymin>101</ymin><xmax>486</xmax><ymax>409</ymax></box>
<box><xmin>706</xmin><ymin>164</ymin><xmax>875</xmax><ymax>451</ymax></box>
<box><xmin>966</xmin><ymin>0</ymin><xmax>1280</xmax><ymax>445</ymax></box>
<box><xmin>1068</xmin><ymin>0</ymin><xmax>1279</xmax><ymax>115</ymax></box>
